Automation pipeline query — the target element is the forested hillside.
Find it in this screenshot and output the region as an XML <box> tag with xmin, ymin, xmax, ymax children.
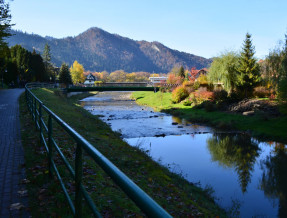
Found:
<box><xmin>7</xmin><ymin>27</ymin><xmax>211</xmax><ymax>73</ymax></box>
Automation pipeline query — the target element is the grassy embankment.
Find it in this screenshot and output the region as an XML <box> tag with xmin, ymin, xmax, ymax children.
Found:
<box><xmin>19</xmin><ymin>89</ymin><xmax>226</xmax><ymax>217</ymax></box>
<box><xmin>132</xmin><ymin>91</ymin><xmax>287</xmax><ymax>143</ymax></box>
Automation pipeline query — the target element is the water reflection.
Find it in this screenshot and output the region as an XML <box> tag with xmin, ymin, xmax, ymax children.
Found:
<box><xmin>82</xmin><ymin>92</ymin><xmax>287</xmax><ymax>217</ymax></box>
<box><xmin>260</xmin><ymin>144</ymin><xmax>287</xmax><ymax>218</ymax></box>
<box><xmin>207</xmin><ymin>133</ymin><xmax>261</xmax><ymax>193</ymax></box>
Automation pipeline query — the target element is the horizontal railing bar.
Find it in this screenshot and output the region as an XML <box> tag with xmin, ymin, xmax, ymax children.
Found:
<box><xmin>41</xmin><ymin>118</ymin><xmax>48</xmax><ymax>133</ymax></box>
<box><xmin>52</xmin><ymin>160</ymin><xmax>75</xmax><ymax>215</ymax></box>
<box><xmin>36</xmin><ymin>121</ymin><xmax>40</xmax><ymax>130</ymax></box>
<box><xmin>80</xmin><ymin>185</ymin><xmax>102</xmax><ymax>217</ymax></box>
<box><xmin>52</xmin><ymin>138</ymin><xmax>75</xmax><ymax>178</ymax></box>
<box><xmin>41</xmin><ymin>133</ymin><xmax>49</xmax><ymax>153</ymax></box>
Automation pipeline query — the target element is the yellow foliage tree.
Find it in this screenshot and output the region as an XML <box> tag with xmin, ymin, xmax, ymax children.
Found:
<box><xmin>197</xmin><ymin>74</ymin><xmax>209</xmax><ymax>85</ymax></box>
<box><xmin>70</xmin><ymin>61</ymin><xmax>85</xmax><ymax>84</ymax></box>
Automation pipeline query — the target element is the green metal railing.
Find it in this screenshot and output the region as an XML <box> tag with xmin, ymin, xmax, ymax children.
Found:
<box><xmin>25</xmin><ymin>83</ymin><xmax>171</xmax><ymax>218</ymax></box>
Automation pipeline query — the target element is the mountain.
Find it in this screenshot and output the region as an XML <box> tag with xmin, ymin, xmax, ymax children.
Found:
<box><xmin>6</xmin><ymin>27</ymin><xmax>212</xmax><ymax>73</ymax></box>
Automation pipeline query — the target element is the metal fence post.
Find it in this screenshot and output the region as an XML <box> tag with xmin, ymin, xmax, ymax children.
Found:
<box><xmin>35</xmin><ymin>100</ymin><xmax>38</xmax><ymax>128</ymax></box>
<box><xmin>33</xmin><ymin>97</ymin><xmax>36</xmax><ymax>122</ymax></box>
<box><xmin>39</xmin><ymin>103</ymin><xmax>42</xmax><ymax>144</ymax></box>
<box><xmin>75</xmin><ymin>143</ymin><xmax>83</xmax><ymax>218</ymax></box>
<box><xmin>48</xmin><ymin>114</ymin><xmax>53</xmax><ymax>178</ymax></box>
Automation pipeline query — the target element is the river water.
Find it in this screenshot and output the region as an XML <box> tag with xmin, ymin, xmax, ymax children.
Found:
<box><xmin>81</xmin><ymin>91</ymin><xmax>287</xmax><ymax>218</ymax></box>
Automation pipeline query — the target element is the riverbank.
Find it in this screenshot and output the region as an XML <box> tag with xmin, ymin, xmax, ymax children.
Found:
<box><xmin>19</xmin><ymin>89</ymin><xmax>226</xmax><ymax>217</ymax></box>
<box><xmin>132</xmin><ymin>91</ymin><xmax>287</xmax><ymax>143</ymax></box>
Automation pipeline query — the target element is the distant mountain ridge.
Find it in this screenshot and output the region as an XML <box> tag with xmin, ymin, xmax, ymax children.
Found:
<box><xmin>6</xmin><ymin>27</ymin><xmax>212</xmax><ymax>73</ymax></box>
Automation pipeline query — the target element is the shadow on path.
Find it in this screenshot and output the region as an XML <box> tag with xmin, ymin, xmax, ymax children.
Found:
<box><xmin>0</xmin><ymin>89</ymin><xmax>29</xmax><ymax>217</ymax></box>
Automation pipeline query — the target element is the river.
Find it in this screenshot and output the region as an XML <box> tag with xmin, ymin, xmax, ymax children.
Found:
<box><xmin>81</xmin><ymin>91</ymin><xmax>287</xmax><ymax>218</ymax></box>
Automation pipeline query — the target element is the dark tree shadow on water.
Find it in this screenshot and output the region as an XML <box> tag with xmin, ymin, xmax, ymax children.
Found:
<box><xmin>260</xmin><ymin>144</ymin><xmax>287</xmax><ymax>218</ymax></box>
<box><xmin>207</xmin><ymin>133</ymin><xmax>260</xmax><ymax>193</ymax></box>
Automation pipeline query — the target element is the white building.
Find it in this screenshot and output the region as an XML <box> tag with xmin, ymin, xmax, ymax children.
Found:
<box><xmin>84</xmin><ymin>73</ymin><xmax>97</xmax><ymax>86</ymax></box>
<box><xmin>149</xmin><ymin>76</ymin><xmax>167</xmax><ymax>85</ymax></box>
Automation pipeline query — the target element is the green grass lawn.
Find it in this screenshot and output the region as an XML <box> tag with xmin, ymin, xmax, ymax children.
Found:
<box><xmin>19</xmin><ymin>89</ymin><xmax>226</xmax><ymax>217</ymax></box>
<box><xmin>132</xmin><ymin>91</ymin><xmax>287</xmax><ymax>143</ymax></box>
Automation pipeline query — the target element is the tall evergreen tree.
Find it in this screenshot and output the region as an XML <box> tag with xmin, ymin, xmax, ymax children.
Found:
<box><xmin>178</xmin><ymin>66</ymin><xmax>185</xmax><ymax>78</ymax></box>
<box><xmin>0</xmin><ymin>0</ymin><xmax>12</xmax><ymax>52</ymax></box>
<box><xmin>237</xmin><ymin>33</ymin><xmax>261</xmax><ymax>97</ymax></box>
<box><xmin>59</xmin><ymin>63</ymin><xmax>72</xmax><ymax>86</ymax></box>
<box><xmin>31</xmin><ymin>52</ymin><xmax>47</xmax><ymax>82</ymax></box>
<box><xmin>42</xmin><ymin>43</ymin><xmax>51</xmax><ymax>71</ymax></box>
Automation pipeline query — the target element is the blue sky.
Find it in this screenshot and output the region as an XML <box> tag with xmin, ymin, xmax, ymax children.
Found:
<box><xmin>10</xmin><ymin>0</ymin><xmax>287</xmax><ymax>59</ymax></box>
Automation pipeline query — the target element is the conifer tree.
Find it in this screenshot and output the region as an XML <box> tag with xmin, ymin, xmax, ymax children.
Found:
<box><xmin>59</xmin><ymin>63</ymin><xmax>72</xmax><ymax>86</ymax></box>
<box><xmin>0</xmin><ymin>0</ymin><xmax>12</xmax><ymax>52</ymax></box>
<box><xmin>178</xmin><ymin>66</ymin><xmax>185</xmax><ymax>78</ymax></box>
<box><xmin>42</xmin><ymin>43</ymin><xmax>51</xmax><ymax>72</ymax></box>
<box><xmin>236</xmin><ymin>33</ymin><xmax>261</xmax><ymax>97</ymax></box>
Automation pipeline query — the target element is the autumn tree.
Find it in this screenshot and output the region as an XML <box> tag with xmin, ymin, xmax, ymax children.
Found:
<box><xmin>109</xmin><ymin>70</ymin><xmax>126</xmax><ymax>82</ymax></box>
<box><xmin>126</xmin><ymin>72</ymin><xmax>136</xmax><ymax>82</ymax></box>
<box><xmin>168</xmin><ymin>66</ymin><xmax>184</xmax><ymax>84</ymax></box>
<box><xmin>99</xmin><ymin>71</ymin><xmax>109</xmax><ymax>82</ymax></box>
<box><xmin>59</xmin><ymin>63</ymin><xmax>72</xmax><ymax>86</ymax></box>
<box><xmin>236</xmin><ymin>33</ymin><xmax>261</xmax><ymax>97</ymax></box>
<box><xmin>70</xmin><ymin>60</ymin><xmax>85</xmax><ymax>84</ymax></box>
<box><xmin>208</xmin><ymin>51</ymin><xmax>240</xmax><ymax>93</ymax></box>
<box><xmin>134</xmin><ymin>72</ymin><xmax>150</xmax><ymax>82</ymax></box>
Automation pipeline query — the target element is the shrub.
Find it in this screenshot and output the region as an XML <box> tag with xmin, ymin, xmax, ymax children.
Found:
<box><xmin>228</xmin><ymin>92</ymin><xmax>241</xmax><ymax>102</ymax></box>
<box><xmin>194</xmin><ymin>89</ymin><xmax>214</xmax><ymax>100</ymax></box>
<box><xmin>269</xmin><ymin>93</ymin><xmax>276</xmax><ymax>100</ymax></box>
<box><xmin>182</xmin><ymin>80</ymin><xmax>194</xmax><ymax>87</ymax></box>
<box><xmin>167</xmin><ymin>73</ymin><xmax>183</xmax><ymax>85</ymax></box>
<box><xmin>182</xmin><ymin>81</ymin><xmax>195</xmax><ymax>94</ymax></box>
<box><xmin>183</xmin><ymin>99</ymin><xmax>192</xmax><ymax>106</ymax></box>
<box><xmin>94</xmin><ymin>81</ymin><xmax>103</xmax><ymax>86</ymax></box>
<box><xmin>253</xmin><ymin>86</ymin><xmax>270</xmax><ymax>98</ymax></box>
<box><xmin>202</xmin><ymin>101</ymin><xmax>216</xmax><ymax>112</ymax></box>
<box><xmin>213</xmin><ymin>90</ymin><xmax>228</xmax><ymax>102</ymax></box>
<box><xmin>172</xmin><ymin>85</ymin><xmax>189</xmax><ymax>103</ymax></box>
<box><xmin>189</xmin><ymin>89</ymin><xmax>214</xmax><ymax>105</ymax></box>
<box><xmin>193</xmin><ymin>81</ymin><xmax>200</xmax><ymax>90</ymax></box>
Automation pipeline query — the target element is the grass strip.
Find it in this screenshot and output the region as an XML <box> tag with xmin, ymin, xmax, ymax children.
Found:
<box><xmin>19</xmin><ymin>89</ymin><xmax>226</xmax><ymax>217</ymax></box>
<box><xmin>132</xmin><ymin>91</ymin><xmax>287</xmax><ymax>143</ymax></box>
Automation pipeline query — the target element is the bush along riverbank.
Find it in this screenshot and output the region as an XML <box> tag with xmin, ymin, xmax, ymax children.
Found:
<box><xmin>132</xmin><ymin>91</ymin><xmax>287</xmax><ymax>144</ymax></box>
<box><xmin>19</xmin><ymin>88</ymin><xmax>226</xmax><ymax>217</ymax></box>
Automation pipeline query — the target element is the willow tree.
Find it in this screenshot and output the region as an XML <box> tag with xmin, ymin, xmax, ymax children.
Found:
<box><xmin>236</xmin><ymin>33</ymin><xmax>261</xmax><ymax>97</ymax></box>
<box><xmin>208</xmin><ymin>51</ymin><xmax>240</xmax><ymax>93</ymax></box>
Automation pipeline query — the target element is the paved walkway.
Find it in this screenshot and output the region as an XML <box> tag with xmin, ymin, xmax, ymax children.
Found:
<box><xmin>0</xmin><ymin>89</ymin><xmax>29</xmax><ymax>217</ymax></box>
